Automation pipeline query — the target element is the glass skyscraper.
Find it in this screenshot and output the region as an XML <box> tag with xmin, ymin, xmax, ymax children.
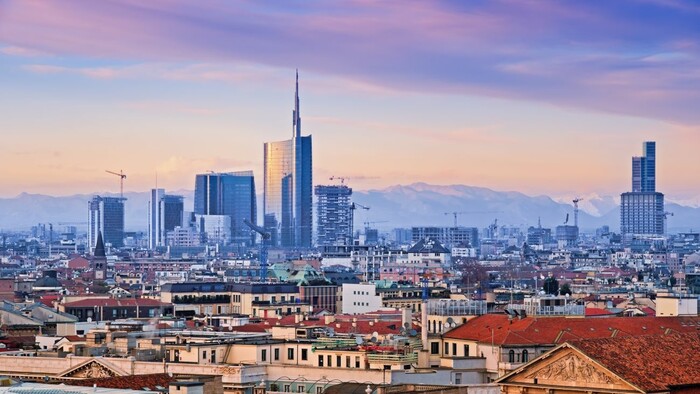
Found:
<box><xmin>194</xmin><ymin>171</ymin><xmax>257</xmax><ymax>246</ymax></box>
<box><xmin>264</xmin><ymin>71</ymin><xmax>313</xmax><ymax>248</ymax></box>
<box><xmin>88</xmin><ymin>195</ymin><xmax>125</xmax><ymax>251</ymax></box>
<box><xmin>149</xmin><ymin>189</ymin><xmax>185</xmax><ymax>249</ymax></box>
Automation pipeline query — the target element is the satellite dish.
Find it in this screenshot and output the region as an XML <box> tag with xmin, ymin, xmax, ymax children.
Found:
<box><xmin>372</xmin><ymin>331</ymin><xmax>379</xmax><ymax>338</ymax></box>
<box><xmin>370</xmin><ymin>336</ymin><xmax>377</xmax><ymax>343</ymax></box>
<box><xmin>403</xmin><ymin>322</ymin><xmax>410</xmax><ymax>329</ymax></box>
<box><xmin>446</xmin><ymin>317</ymin><xmax>454</xmax><ymax>325</ymax></box>
<box><xmin>355</xmin><ymin>336</ymin><xmax>363</xmax><ymax>345</ymax></box>
<box><xmin>409</xmin><ymin>329</ymin><xmax>418</xmax><ymax>337</ymax></box>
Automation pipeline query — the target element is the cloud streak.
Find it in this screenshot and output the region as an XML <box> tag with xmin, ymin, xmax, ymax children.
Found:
<box><xmin>1</xmin><ymin>0</ymin><xmax>699</xmax><ymax>124</ymax></box>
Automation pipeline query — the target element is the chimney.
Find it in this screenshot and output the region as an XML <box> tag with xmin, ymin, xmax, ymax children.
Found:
<box><xmin>401</xmin><ymin>308</ymin><xmax>411</xmax><ymax>328</ymax></box>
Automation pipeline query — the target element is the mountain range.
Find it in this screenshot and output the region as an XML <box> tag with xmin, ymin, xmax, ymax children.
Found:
<box><xmin>1</xmin><ymin>183</ymin><xmax>698</xmax><ymax>233</ymax></box>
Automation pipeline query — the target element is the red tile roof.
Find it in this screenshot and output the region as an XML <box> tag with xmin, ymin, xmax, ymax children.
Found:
<box><xmin>443</xmin><ymin>314</ymin><xmax>700</xmax><ymax>345</ymax></box>
<box><xmin>68</xmin><ymin>373</ymin><xmax>174</xmax><ymax>390</ymax></box>
<box><xmin>63</xmin><ymin>298</ymin><xmax>171</xmax><ymax>308</ymax></box>
<box><xmin>571</xmin><ymin>332</ymin><xmax>700</xmax><ymax>392</ymax></box>
<box><xmin>585</xmin><ymin>307</ymin><xmax>616</xmax><ymax>317</ymax></box>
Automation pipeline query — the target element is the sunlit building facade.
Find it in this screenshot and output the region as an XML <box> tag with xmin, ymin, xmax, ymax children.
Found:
<box><xmin>264</xmin><ymin>71</ymin><xmax>313</xmax><ymax>248</ymax></box>
<box><xmin>622</xmin><ymin>141</ymin><xmax>664</xmax><ymax>236</ymax></box>
<box><xmin>315</xmin><ymin>184</ymin><xmax>353</xmax><ymax>246</ymax></box>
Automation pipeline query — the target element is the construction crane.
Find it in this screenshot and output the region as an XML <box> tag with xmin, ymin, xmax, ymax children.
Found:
<box><xmin>364</xmin><ymin>220</ymin><xmax>388</xmax><ymax>229</ymax></box>
<box><xmin>572</xmin><ymin>198</ymin><xmax>583</xmax><ymax>227</ymax></box>
<box><xmin>243</xmin><ymin>219</ymin><xmax>270</xmax><ymax>282</ymax></box>
<box><xmin>329</xmin><ymin>176</ymin><xmax>348</xmax><ymax>184</ymax></box>
<box><xmin>105</xmin><ymin>170</ymin><xmax>127</xmax><ymax>198</ymax></box>
<box><xmin>444</xmin><ymin>211</ymin><xmax>502</xmax><ymax>227</ymax></box>
<box><xmin>350</xmin><ymin>202</ymin><xmax>370</xmax><ymax>211</ymax></box>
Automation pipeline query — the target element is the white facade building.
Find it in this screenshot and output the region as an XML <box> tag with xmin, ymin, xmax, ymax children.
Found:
<box><xmin>341</xmin><ymin>283</ymin><xmax>382</xmax><ymax>314</ymax></box>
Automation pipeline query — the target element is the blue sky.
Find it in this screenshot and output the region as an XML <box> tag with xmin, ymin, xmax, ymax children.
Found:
<box><xmin>0</xmin><ymin>0</ymin><xmax>698</xmax><ymax>202</ymax></box>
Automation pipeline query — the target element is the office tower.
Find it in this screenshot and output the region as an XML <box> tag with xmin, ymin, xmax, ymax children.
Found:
<box><xmin>148</xmin><ymin>188</ymin><xmax>164</xmax><ymax>249</ymax></box>
<box><xmin>194</xmin><ymin>171</ymin><xmax>256</xmax><ymax>246</ymax></box>
<box><xmin>263</xmin><ymin>71</ymin><xmax>313</xmax><ymax>248</ymax></box>
<box><xmin>621</xmin><ymin>141</ymin><xmax>664</xmax><ymax>236</ymax></box>
<box><xmin>87</xmin><ymin>195</ymin><xmax>125</xmax><ymax>251</ymax></box>
<box><xmin>149</xmin><ymin>190</ymin><xmax>184</xmax><ymax>249</ymax></box>
<box><xmin>315</xmin><ymin>185</ymin><xmax>353</xmax><ymax>246</ymax></box>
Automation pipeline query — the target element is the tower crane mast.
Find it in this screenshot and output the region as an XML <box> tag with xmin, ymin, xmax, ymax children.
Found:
<box><xmin>105</xmin><ymin>170</ymin><xmax>127</xmax><ymax>198</ymax></box>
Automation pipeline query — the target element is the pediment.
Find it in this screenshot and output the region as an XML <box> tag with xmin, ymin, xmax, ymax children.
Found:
<box><xmin>58</xmin><ymin>359</ymin><xmax>126</xmax><ymax>378</ymax></box>
<box><xmin>505</xmin><ymin>348</ymin><xmax>635</xmax><ymax>391</ymax></box>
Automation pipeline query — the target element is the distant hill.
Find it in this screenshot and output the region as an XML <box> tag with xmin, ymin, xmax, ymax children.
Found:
<box><xmin>0</xmin><ymin>183</ymin><xmax>698</xmax><ymax>233</ymax></box>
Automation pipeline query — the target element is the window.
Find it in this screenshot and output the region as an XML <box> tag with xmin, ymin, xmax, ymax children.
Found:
<box><xmin>355</xmin><ymin>356</ymin><xmax>360</xmax><ymax>368</ymax></box>
<box><xmin>431</xmin><ymin>342</ymin><xmax>439</xmax><ymax>355</ymax></box>
<box><xmin>316</xmin><ymin>387</ymin><xmax>323</xmax><ymax>394</ymax></box>
<box><xmin>452</xmin><ymin>343</ymin><xmax>457</xmax><ymax>356</ymax></box>
<box><xmin>274</xmin><ymin>348</ymin><xmax>280</xmax><ymax>361</ymax></box>
<box><xmin>463</xmin><ymin>344</ymin><xmax>469</xmax><ymax>357</ymax></box>
<box><xmin>327</xmin><ymin>355</ymin><xmax>332</xmax><ymax>367</ymax></box>
<box><xmin>508</xmin><ymin>350</ymin><xmax>515</xmax><ymax>363</ymax></box>
<box><xmin>454</xmin><ymin>372</ymin><xmax>462</xmax><ymax>385</ymax></box>
<box><xmin>444</xmin><ymin>342</ymin><xmax>449</xmax><ymax>355</ymax></box>
<box><xmin>284</xmin><ymin>384</ymin><xmax>290</xmax><ymax>392</ymax></box>
<box><xmin>203</xmin><ymin>351</ymin><xmax>207</xmax><ymax>360</ymax></box>
<box><xmin>297</xmin><ymin>385</ymin><xmax>304</xmax><ymax>393</ymax></box>
<box><xmin>301</xmin><ymin>349</ymin><xmax>308</xmax><ymax>361</ymax></box>
<box><xmin>318</xmin><ymin>355</ymin><xmax>324</xmax><ymax>366</ymax></box>
<box><xmin>346</xmin><ymin>356</ymin><xmax>351</xmax><ymax>368</ymax></box>
<box><xmin>336</xmin><ymin>355</ymin><xmax>341</xmax><ymax>368</ymax></box>
<box><xmin>261</xmin><ymin>349</ymin><xmax>267</xmax><ymax>362</ymax></box>
<box><xmin>288</xmin><ymin>348</ymin><xmax>294</xmax><ymax>360</ymax></box>
<box><xmin>522</xmin><ymin>349</ymin><xmax>528</xmax><ymax>363</ymax></box>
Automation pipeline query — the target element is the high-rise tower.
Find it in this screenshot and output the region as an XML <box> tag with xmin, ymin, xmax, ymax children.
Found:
<box><xmin>315</xmin><ymin>185</ymin><xmax>353</xmax><ymax>246</ymax></box>
<box><xmin>88</xmin><ymin>195</ymin><xmax>125</xmax><ymax>251</ymax></box>
<box><xmin>264</xmin><ymin>71</ymin><xmax>313</xmax><ymax>248</ymax></box>
<box><xmin>621</xmin><ymin>141</ymin><xmax>664</xmax><ymax>236</ymax></box>
<box><xmin>193</xmin><ymin>171</ymin><xmax>257</xmax><ymax>246</ymax></box>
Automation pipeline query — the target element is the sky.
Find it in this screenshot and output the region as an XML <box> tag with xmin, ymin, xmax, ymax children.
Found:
<box><xmin>0</xmin><ymin>0</ymin><xmax>699</xmax><ymax>202</ymax></box>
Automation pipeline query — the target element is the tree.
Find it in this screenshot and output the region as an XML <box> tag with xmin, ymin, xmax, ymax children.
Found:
<box><xmin>669</xmin><ymin>276</ymin><xmax>677</xmax><ymax>287</ymax></box>
<box><xmin>560</xmin><ymin>283</ymin><xmax>572</xmax><ymax>295</ymax></box>
<box><xmin>543</xmin><ymin>277</ymin><xmax>559</xmax><ymax>295</ymax></box>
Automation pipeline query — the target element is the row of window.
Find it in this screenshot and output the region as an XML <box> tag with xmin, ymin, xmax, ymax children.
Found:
<box><xmin>260</xmin><ymin>348</ymin><xmax>309</xmax><ymax>362</ymax></box>
<box><xmin>318</xmin><ymin>354</ymin><xmax>361</xmax><ymax>368</ymax></box>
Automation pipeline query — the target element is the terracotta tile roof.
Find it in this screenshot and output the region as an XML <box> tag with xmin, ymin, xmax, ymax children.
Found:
<box><xmin>570</xmin><ymin>332</ymin><xmax>700</xmax><ymax>392</ymax></box>
<box><xmin>585</xmin><ymin>308</ymin><xmax>616</xmax><ymax>317</ymax></box>
<box><xmin>443</xmin><ymin>314</ymin><xmax>700</xmax><ymax>345</ymax></box>
<box><xmin>63</xmin><ymin>298</ymin><xmax>171</xmax><ymax>308</ymax></box>
<box><xmin>62</xmin><ymin>335</ymin><xmax>85</xmax><ymax>342</ymax></box>
<box><xmin>69</xmin><ymin>373</ymin><xmax>174</xmax><ymax>390</ymax></box>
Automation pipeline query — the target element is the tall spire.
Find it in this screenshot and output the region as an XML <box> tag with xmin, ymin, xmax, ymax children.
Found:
<box><xmin>293</xmin><ymin>69</ymin><xmax>301</xmax><ymax>138</ymax></box>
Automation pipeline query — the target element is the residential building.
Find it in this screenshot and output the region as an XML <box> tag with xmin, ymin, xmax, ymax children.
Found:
<box><xmin>194</xmin><ymin>171</ymin><xmax>257</xmax><ymax>246</ymax></box>
<box><xmin>497</xmin><ymin>332</ymin><xmax>700</xmax><ymax>394</ymax></box>
<box><xmin>341</xmin><ymin>283</ymin><xmax>382</xmax><ymax>314</ymax></box>
<box><xmin>315</xmin><ymin>184</ymin><xmax>353</xmax><ymax>246</ymax></box>
<box><xmin>621</xmin><ymin>141</ymin><xmax>665</xmax><ymax>236</ymax></box>
<box><xmin>412</xmin><ymin>227</ymin><xmax>479</xmax><ymax>248</ymax></box>
<box><xmin>88</xmin><ymin>196</ymin><xmax>125</xmax><ymax>250</ymax></box>
<box><xmin>60</xmin><ymin>298</ymin><xmax>173</xmax><ymax>322</ymax></box>
<box><xmin>263</xmin><ymin>71</ymin><xmax>312</xmax><ymax>248</ymax></box>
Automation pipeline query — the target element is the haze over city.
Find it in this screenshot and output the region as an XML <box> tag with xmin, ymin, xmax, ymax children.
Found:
<box><xmin>1</xmin><ymin>1</ymin><xmax>699</xmax><ymax>201</ymax></box>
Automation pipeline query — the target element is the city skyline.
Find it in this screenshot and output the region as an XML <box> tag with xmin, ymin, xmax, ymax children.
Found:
<box><xmin>1</xmin><ymin>1</ymin><xmax>699</xmax><ymax>202</ymax></box>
